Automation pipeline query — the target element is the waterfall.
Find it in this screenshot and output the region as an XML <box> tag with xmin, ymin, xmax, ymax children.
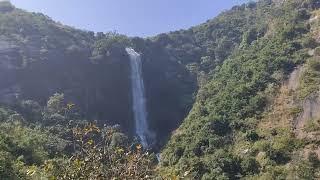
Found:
<box><xmin>126</xmin><ymin>47</ymin><xmax>153</xmax><ymax>147</ymax></box>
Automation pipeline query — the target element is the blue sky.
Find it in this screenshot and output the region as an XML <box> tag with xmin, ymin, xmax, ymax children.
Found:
<box><xmin>10</xmin><ymin>0</ymin><xmax>247</xmax><ymax>37</ymax></box>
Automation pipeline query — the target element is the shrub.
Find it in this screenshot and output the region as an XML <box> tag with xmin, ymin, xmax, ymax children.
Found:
<box><xmin>47</xmin><ymin>93</ymin><xmax>65</xmax><ymax>114</ymax></box>
<box><xmin>314</xmin><ymin>47</ymin><xmax>320</xmax><ymax>56</ymax></box>
<box><xmin>296</xmin><ymin>160</ymin><xmax>315</xmax><ymax>179</ymax></box>
<box><xmin>210</xmin><ymin>119</ymin><xmax>231</xmax><ymax>136</ymax></box>
<box><xmin>304</xmin><ymin>118</ymin><xmax>320</xmax><ymax>132</ymax></box>
<box><xmin>18</xmin><ymin>100</ymin><xmax>42</xmax><ymax>122</ymax></box>
<box><xmin>246</xmin><ymin>130</ymin><xmax>260</xmax><ymax>142</ymax></box>
<box><xmin>241</xmin><ymin>157</ymin><xmax>260</xmax><ymax>175</ymax></box>
<box><xmin>308</xmin><ymin>152</ymin><xmax>320</xmax><ymax>167</ymax></box>
<box><xmin>110</xmin><ymin>132</ymin><xmax>129</xmax><ymax>148</ymax></box>
<box><xmin>309</xmin><ymin>58</ymin><xmax>320</xmax><ymax>71</ymax></box>
<box><xmin>301</xmin><ymin>35</ymin><xmax>318</xmax><ymax>48</ymax></box>
<box><xmin>0</xmin><ymin>151</ymin><xmax>14</xmax><ymax>179</ymax></box>
<box><xmin>45</xmin><ymin>123</ymin><xmax>156</xmax><ymax>179</ymax></box>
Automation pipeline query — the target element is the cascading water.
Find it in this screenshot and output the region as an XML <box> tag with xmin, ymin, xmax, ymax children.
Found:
<box><xmin>126</xmin><ymin>47</ymin><xmax>153</xmax><ymax>147</ymax></box>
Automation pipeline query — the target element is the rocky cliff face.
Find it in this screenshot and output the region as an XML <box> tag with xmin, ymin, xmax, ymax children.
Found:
<box><xmin>0</xmin><ymin>40</ymin><xmax>134</xmax><ymax>131</ymax></box>
<box><xmin>0</xmin><ymin>2</ymin><xmax>199</xmax><ymax>140</ymax></box>
<box><xmin>0</xmin><ymin>37</ymin><xmax>22</xmax><ymax>104</ymax></box>
<box><xmin>0</xmin><ymin>3</ymin><xmax>135</xmax><ymax>132</ymax></box>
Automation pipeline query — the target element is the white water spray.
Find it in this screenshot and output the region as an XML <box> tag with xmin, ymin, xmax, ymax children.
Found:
<box><xmin>126</xmin><ymin>48</ymin><xmax>153</xmax><ymax>147</ymax></box>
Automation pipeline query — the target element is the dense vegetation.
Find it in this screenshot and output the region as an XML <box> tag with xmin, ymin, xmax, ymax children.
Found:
<box><xmin>133</xmin><ymin>1</ymin><xmax>270</xmax><ymax>140</ymax></box>
<box><xmin>0</xmin><ymin>0</ymin><xmax>270</xmax><ymax>144</ymax></box>
<box><xmin>160</xmin><ymin>0</ymin><xmax>320</xmax><ymax>179</ymax></box>
<box><xmin>1</xmin><ymin>0</ymin><xmax>320</xmax><ymax>179</ymax></box>
<box><xmin>0</xmin><ymin>94</ymin><xmax>156</xmax><ymax>179</ymax></box>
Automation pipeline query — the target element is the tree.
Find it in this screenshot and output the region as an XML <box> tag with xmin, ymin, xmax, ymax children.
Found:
<box><xmin>241</xmin><ymin>157</ymin><xmax>260</xmax><ymax>175</ymax></box>
<box><xmin>47</xmin><ymin>93</ymin><xmax>64</xmax><ymax>114</ymax></box>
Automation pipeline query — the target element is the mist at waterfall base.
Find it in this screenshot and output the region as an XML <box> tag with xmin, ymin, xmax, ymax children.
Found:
<box><xmin>126</xmin><ymin>48</ymin><xmax>155</xmax><ymax>148</ymax></box>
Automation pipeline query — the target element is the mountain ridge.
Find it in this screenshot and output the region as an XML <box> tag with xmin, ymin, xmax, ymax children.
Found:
<box><xmin>0</xmin><ymin>0</ymin><xmax>320</xmax><ymax>179</ymax></box>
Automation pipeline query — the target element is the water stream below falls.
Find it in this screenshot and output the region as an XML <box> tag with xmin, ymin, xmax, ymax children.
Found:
<box><xmin>126</xmin><ymin>48</ymin><xmax>153</xmax><ymax>148</ymax></box>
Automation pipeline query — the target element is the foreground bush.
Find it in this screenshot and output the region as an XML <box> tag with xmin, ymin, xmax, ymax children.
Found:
<box><xmin>43</xmin><ymin>123</ymin><xmax>156</xmax><ymax>180</ymax></box>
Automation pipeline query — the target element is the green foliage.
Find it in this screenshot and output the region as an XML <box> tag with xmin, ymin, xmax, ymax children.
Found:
<box><xmin>299</xmin><ymin>58</ymin><xmax>320</xmax><ymax>98</ymax></box>
<box><xmin>160</xmin><ymin>0</ymin><xmax>314</xmax><ymax>178</ymax></box>
<box><xmin>0</xmin><ymin>89</ymin><xmax>158</xmax><ymax>179</ymax></box>
<box><xmin>304</xmin><ymin>118</ymin><xmax>320</xmax><ymax>132</ymax></box>
<box><xmin>43</xmin><ymin>93</ymin><xmax>79</xmax><ymax>127</ymax></box>
<box><xmin>286</xmin><ymin>156</ymin><xmax>317</xmax><ymax>180</ymax></box>
<box><xmin>44</xmin><ymin>123</ymin><xmax>156</xmax><ymax>179</ymax></box>
<box><xmin>315</xmin><ymin>46</ymin><xmax>320</xmax><ymax>56</ymax></box>
<box><xmin>241</xmin><ymin>157</ymin><xmax>260</xmax><ymax>175</ymax></box>
<box><xmin>110</xmin><ymin>132</ymin><xmax>129</xmax><ymax>148</ymax></box>
<box><xmin>289</xmin><ymin>106</ymin><xmax>303</xmax><ymax>117</ymax></box>
<box><xmin>0</xmin><ymin>151</ymin><xmax>15</xmax><ymax>179</ymax></box>
<box><xmin>295</xmin><ymin>160</ymin><xmax>316</xmax><ymax>179</ymax></box>
<box><xmin>90</xmin><ymin>31</ymin><xmax>130</xmax><ymax>63</ymax></box>
<box><xmin>150</xmin><ymin>0</ymin><xmax>269</xmax><ymax>75</ymax></box>
<box><xmin>47</xmin><ymin>93</ymin><xmax>65</xmax><ymax>114</ymax></box>
<box><xmin>0</xmin><ymin>120</ymin><xmax>67</xmax><ymax>178</ymax></box>
<box><xmin>246</xmin><ymin>130</ymin><xmax>260</xmax><ymax>142</ymax></box>
<box><xmin>301</xmin><ymin>35</ymin><xmax>318</xmax><ymax>49</ymax></box>
<box><xmin>17</xmin><ymin>100</ymin><xmax>42</xmax><ymax>123</ymax></box>
<box><xmin>0</xmin><ymin>0</ymin><xmax>318</xmax><ymax>179</ymax></box>
<box><xmin>308</xmin><ymin>152</ymin><xmax>320</xmax><ymax>167</ymax></box>
<box><xmin>134</xmin><ymin>0</ymin><xmax>272</xmax><ymax>144</ymax></box>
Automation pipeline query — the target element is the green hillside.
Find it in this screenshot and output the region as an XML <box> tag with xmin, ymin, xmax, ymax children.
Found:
<box><xmin>160</xmin><ymin>0</ymin><xmax>320</xmax><ymax>179</ymax></box>
<box><xmin>0</xmin><ymin>0</ymin><xmax>320</xmax><ymax>179</ymax></box>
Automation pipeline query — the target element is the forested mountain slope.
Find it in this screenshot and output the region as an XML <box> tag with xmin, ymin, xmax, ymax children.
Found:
<box><xmin>0</xmin><ymin>0</ymin><xmax>320</xmax><ymax>179</ymax></box>
<box><xmin>160</xmin><ymin>0</ymin><xmax>320</xmax><ymax>179</ymax></box>
<box><xmin>134</xmin><ymin>1</ymin><xmax>270</xmax><ymax>139</ymax></box>
<box><xmin>0</xmin><ymin>0</ymin><xmax>270</xmax><ymax>141</ymax></box>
